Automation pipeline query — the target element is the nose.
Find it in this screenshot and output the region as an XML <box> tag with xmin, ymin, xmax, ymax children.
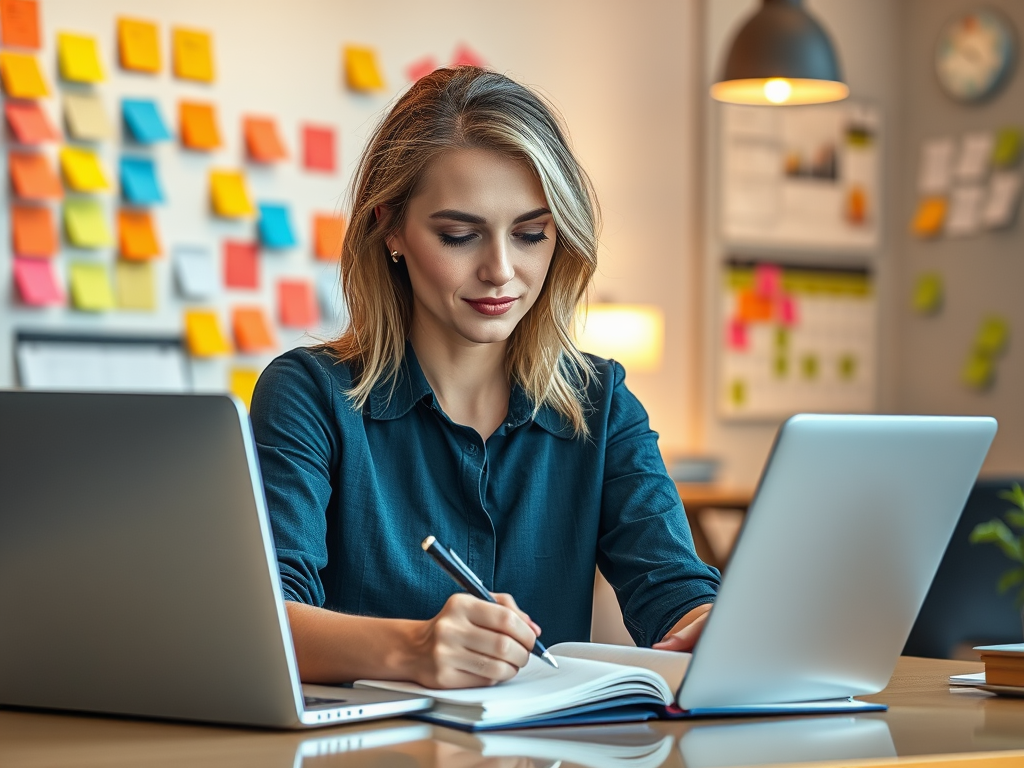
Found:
<box><xmin>478</xmin><ymin>237</ymin><xmax>515</xmax><ymax>287</ymax></box>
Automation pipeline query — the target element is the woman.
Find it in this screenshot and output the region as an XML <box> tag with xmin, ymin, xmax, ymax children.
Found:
<box><xmin>251</xmin><ymin>67</ymin><xmax>719</xmax><ymax>689</ymax></box>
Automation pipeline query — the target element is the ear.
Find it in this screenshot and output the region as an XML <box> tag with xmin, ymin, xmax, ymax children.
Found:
<box><xmin>374</xmin><ymin>204</ymin><xmax>385</xmax><ymax>221</ymax></box>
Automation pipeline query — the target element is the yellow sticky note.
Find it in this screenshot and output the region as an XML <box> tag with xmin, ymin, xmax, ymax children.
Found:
<box><xmin>115</xmin><ymin>260</ymin><xmax>156</xmax><ymax>310</ymax></box>
<box><xmin>57</xmin><ymin>32</ymin><xmax>105</xmax><ymax>83</ymax></box>
<box><xmin>975</xmin><ymin>315</ymin><xmax>1010</xmax><ymax>357</ymax></box>
<box><xmin>118</xmin><ymin>18</ymin><xmax>160</xmax><ymax>73</ymax></box>
<box><xmin>912</xmin><ymin>273</ymin><xmax>944</xmax><ymax>315</ymax></box>
<box><xmin>63</xmin><ymin>92</ymin><xmax>114</xmax><ymax>141</ymax></box>
<box><xmin>229</xmin><ymin>368</ymin><xmax>260</xmax><ymax>410</ymax></box>
<box><xmin>64</xmin><ymin>198</ymin><xmax>112</xmax><ymax>248</ymax></box>
<box><xmin>69</xmin><ymin>262</ymin><xmax>115</xmax><ymax>311</ymax></box>
<box><xmin>911</xmin><ymin>197</ymin><xmax>946</xmax><ymax>237</ymax></box>
<box><xmin>59</xmin><ymin>147</ymin><xmax>109</xmax><ymax>192</ymax></box>
<box><xmin>344</xmin><ymin>45</ymin><xmax>385</xmax><ymax>91</ymax></box>
<box><xmin>0</xmin><ymin>51</ymin><xmax>49</xmax><ymax>97</ymax></box>
<box><xmin>963</xmin><ymin>352</ymin><xmax>995</xmax><ymax>390</ymax></box>
<box><xmin>209</xmin><ymin>169</ymin><xmax>254</xmax><ymax>217</ymax></box>
<box><xmin>173</xmin><ymin>27</ymin><xmax>214</xmax><ymax>82</ymax></box>
<box><xmin>184</xmin><ymin>310</ymin><xmax>232</xmax><ymax>356</ymax></box>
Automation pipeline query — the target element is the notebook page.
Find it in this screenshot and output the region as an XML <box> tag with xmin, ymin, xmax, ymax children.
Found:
<box><xmin>551</xmin><ymin>642</ymin><xmax>692</xmax><ymax>691</ymax></box>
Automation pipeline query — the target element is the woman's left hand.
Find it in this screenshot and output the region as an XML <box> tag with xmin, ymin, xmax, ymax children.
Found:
<box><xmin>651</xmin><ymin>603</ymin><xmax>712</xmax><ymax>652</ymax></box>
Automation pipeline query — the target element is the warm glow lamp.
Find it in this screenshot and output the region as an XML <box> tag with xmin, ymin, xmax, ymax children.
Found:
<box><xmin>577</xmin><ymin>304</ymin><xmax>665</xmax><ymax>373</ymax></box>
<box><xmin>711</xmin><ymin>0</ymin><xmax>849</xmax><ymax>106</ymax></box>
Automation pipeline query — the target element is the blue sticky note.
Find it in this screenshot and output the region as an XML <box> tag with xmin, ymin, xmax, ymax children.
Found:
<box><xmin>258</xmin><ymin>203</ymin><xmax>297</xmax><ymax>248</ymax></box>
<box><xmin>122</xmin><ymin>98</ymin><xmax>172</xmax><ymax>143</ymax></box>
<box><xmin>120</xmin><ymin>156</ymin><xmax>164</xmax><ymax>205</ymax></box>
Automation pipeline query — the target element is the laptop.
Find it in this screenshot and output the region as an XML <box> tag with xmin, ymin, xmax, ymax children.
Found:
<box><xmin>0</xmin><ymin>391</ymin><xmax>432</xmax><ymax>728</ymax></box>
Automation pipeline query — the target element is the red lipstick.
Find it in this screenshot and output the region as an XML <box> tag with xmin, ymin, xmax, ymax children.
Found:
<box><xmin>464</xmin><ymin>297</ymin><xmax>517</xmax><ymax>316</ymax></box>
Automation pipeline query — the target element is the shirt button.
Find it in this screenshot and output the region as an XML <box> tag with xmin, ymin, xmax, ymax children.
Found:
<box><xmin>467</xmin><ymin>444</ymin><xmax>478</xmax><ymax>454</ymax></box>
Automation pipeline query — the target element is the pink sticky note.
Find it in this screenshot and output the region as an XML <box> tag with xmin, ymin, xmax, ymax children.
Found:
<box><xmin>406</xmin><ymin>55</ymin><xmax>437</xmax><ymax>82</ymax></box>
<box><xmin>13</xmin><ymin>257</ymin><xmax>64</xmax><ymax>305</ymax></box>
<box><xmin>278</xmin><ymin>278</ymin><xmax>319</xmax><ymax>328</ymax></box>
<box><xmin>224</xmin><ymin>240</ymin><xmax>259</xmax><ymax>289</ymax></box>
<box><xmin>302</xmin><ymin>125</ymin><xmax>336</xmax><ymax>173</ymax></box>
<box><xmin>754</xmin><ymin>263</ymin><xmax>782</xmax><ymax>298</ymax></box>
<box><xmin>779</xmin><ymin>295</ymin><xmax>799</xmax><ymax>326</ymax></box>
<box><xmin>451</xmin><ymin>43</ymin><xmax>485</xmax><ymax>68</ymax></box>
<box><xmin>727</xmin><ymin>318</ymin><xmax>748</xmax><ymax>350</ymax></box>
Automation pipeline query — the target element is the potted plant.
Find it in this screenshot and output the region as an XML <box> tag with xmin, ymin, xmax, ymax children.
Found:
<box><xmin>970</xmin><ymin>483</ymin><xmax>1024</xmax><ymax>636</ymax></box>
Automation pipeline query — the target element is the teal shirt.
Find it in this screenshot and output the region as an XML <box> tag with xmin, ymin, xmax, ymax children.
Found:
<box><xmin>251</xmin><ymin>345</ymin><xmax>719</xmax><ymax>647</ymax></box>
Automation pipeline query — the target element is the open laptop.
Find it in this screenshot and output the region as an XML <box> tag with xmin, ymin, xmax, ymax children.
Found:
<box><xmin>0</xmin><ymin>391</ymin><xmax>431</xmax><ymax>728</ymax></box>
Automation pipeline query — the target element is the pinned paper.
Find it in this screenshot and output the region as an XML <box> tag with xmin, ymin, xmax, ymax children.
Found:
<box><xmin>912</xmin><ymin>273</ymin><xmax>943</xmax><ymax>315</ymax></box>
<box><xmin>963</xmin><ymin>352</ymin><xmax>995</xmax><ymax>390</ymax></box>
<box><xmin>115</xmin><ymin>260</ymin><xmax>156</xmax><ymax>310</ymax></box>
<box><xmin>343</xmin><ymin>45</ymin><xmax>385</xmax><ymax>91</ymax></box>
<box><xmin>945</xmin><ymin>185</ymin><xmax>984</xmax><ymax>237</ymax></box>
<box><xmin>918</xmin><ymin>138</ymin><xmax>954</xmax><ymax>195</ymax></box>
<box><xmin>230</xmin><ymin>368</ymin><xmax>260</xmax><ymax>410</ymax></box>
<box><xmin>117</xmin><ymin>17</ymin><xmax>160</xmax><ymax>73</ymax></box>
<box><xmin>173</xmin><ymin>245</ymin><xmax>217</xmax><ymax>300</ymax></box>
<box><xmin>451</xmin><ymin>43</ymin><xmax>485</xmax><ymax>68</ymax></box>
<box><xmin>258</xmin><ymin>203</ymin><xmax>297</xmax><ymax>248</ymax></box>
<box><xmin>13</xmin><ymin>257</ymin><xmax>63</xmax><ymax>305</ymax></box>
<box><xmin>1</xmin><ymin>0</ymin><xmax>40</xmax><ymax>48</ymax></box>
<box><xmin>993</xmin><ymin>128</ymin><xmax>1022</xmax><ymax>169</ymax></box>
<box><xmin>57</xmin><ymin>32</ymin><xmax>105</xmax><ymax>83</ymax></box>
<box><xmin>735</xmin><ymin>290</ymin><xmax>773</xmax><ymax>323</ymax></box>
<box><xmin>184</xmin><ymin>310</ymin><xmax>232</xmax><ymax>356</ymax></box>
<box><xmin>122</xmin><ymin>98</ymin><xmax>171</xmax><ymax>143</ymax></box>
<box><xmin>118</xmin><ymin>209</ymin><xmax>161</xmax><ymax>259</ymax></box>
<box><xmin>69</xmin><ymin>262</ymin><xmax>115</xmax><ymax>311</ymax></box>
<box><xmin>983</xmin><ymin>171</ymin><xmax>1023</xmax><ymax>230</ymax></box>
<box><xmin>313</xmin><ymin>213</ymin><xmax>345</xmax><ymax>260</ymax></box>
<box><xmin>954</xmin><ymin>132</ymin><xmax>994</xmax><ymax>182</ymax></box>
<box><xmin>302</xmin><ymin>125</ymin><xmax>335</xmax><ymax>172</ymax></box>
<box><xmin>910</xmin><ymin>196</ymin><xmax>946</xmax><ymax>237</ymax></box>
<box><xmin>244</xmin><ymin>116</ymin><xmax>287</xmax><ymax>162</ymax></box>
<box><xmin>12</xmin><ymin>204</ymin><xmax>57</xmax><ymax>257</ymax></box>
<box><xmin>172</xmin><ymin>27</ymin><xmax>214</xmax><ymax>82</ymax></box>
<box><xmin>278</xmin><ymin>278</ymin><xmax>319</xmax><ymax>328</ymax></box>
<box><xmin>63</xmin><ymin>197</ymin><xmax>112</xmax><ymax>247</ymax></box>
<box><xmin>975</xmin><ymin>316</ymin><xmax>1010</xmax><ymax>358</ymax></box>
<box><xmin>754</xmin><ymin>263</ymin><xmax>782</xmax><ymax>298</ymax></box>
<box><xmin>5</xmin><ymin>101</ymin><xmax>60</xmax><ymax>143</ymax></box>
<box><xmin>232</xmin><ymin>306</ymin><xmax>276</xmax><ymax>352</ymax></box>
<box><xmin>179</xmin><ymin>101</ymin><xmax>221</xmax><ymax>150</ymax></box>
<box><xmin>209</xmin><ymin>170</ymin><xmax>254</xmax><ymax>217</ymax></box>
<box><xmin>120</xmin><ymin>156</ymin><xmax>164</xmax><ymax>205</ymax></box>
<box><xmin>406</xmin><ymin>55</ymin><xmax>437</xmax><ymax>83</ymax></box>
<box><xmin>0</xmin><ymin>51</ymin><xmax>48</xmax><ymax>97</ymax></box>
<box><xmin>727</xmin><ymin>319</ymin><xmax>748</xmax><ymax>351</ymax></box>
<box><xmin>59</xmin><ymin>146</ymin><xmax>109</xmax><ymax>192</ymax></box>
<box><xmin>8</xmin><ymin>152</ymin><xmax>62</xmax><ymax>199</ymax></box>
<box><xmin>224</xmin><ymin>240</ymin><xmax>259</xmax><ymax>289</ymax></box>
<box><xmin>62</xmin><ymin>92</ymin><xmax>114</xmax><ymax>141</ymax></box>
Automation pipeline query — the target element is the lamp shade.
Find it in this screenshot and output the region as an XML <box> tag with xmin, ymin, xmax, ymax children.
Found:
<box><xmin>577</xmin><ymin>304</ymin><xmax>665</xmax><ymax>373</ymax></box>
<box><xmin>711</xmin><ymin>0</ymin><xmax>849</xmax><ymax>106</ymax></box>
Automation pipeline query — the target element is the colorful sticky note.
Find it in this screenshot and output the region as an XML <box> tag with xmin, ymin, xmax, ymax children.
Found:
<box><xmin>963</xmin><ymin>352</ymin><xmax>994</xmax><ymax>390</ymax></box>
<box><xmin>244</xmin><ymin>116</ymin><xmax>287</xmax><ymax>162</ymax></box>
<box><xmin>115</xmin><ymin>260</ymin><xmax>156</xmax><ymax>310</ymax></box>
<box><xmin>118</xmin><ymin>209</ymin><xmax>161</xmax><ymax>260</ymax></box>
<box><xmin>736</xmin><ymin>290</ymin><xmax>773</xmax><ymax>323</ymax></box>
<box><xmin>0</xmin><ymin>51</ymin><xmax>48</xmax><ymax>97</ymax></box>
<box><xmin>62</xmin><ymin>92</ymin><xmax>114</xmax><ymax>141</ymax></box>
<box><xmin>122</xmin><ymin>99</ymin><xmax>171</xmax><ymax>143</ymax></box>
<box><xmin>174</xmin><ymin>245</ymin><xmax>217</xmax><ymax>300</ymax></box>
<box><xmin>313</xmin><ymin>213</ymin><xmax>345</xmax><ymax>260</ymax></box>
<box><xmin>975</xmin><ymin>316</ymin><xmax>1010</xmax><ymax>357</ymax></box>
<box><xmin>278</xmin><ymin>278</ymin><xmax>319</xmax><ymax>328</ymax></box>
<box><xmin>224</xmin><ymin>240</ymin><xmax>259</xmax><ymax>289</ymax></box>
<box><xmin>778</xmin><ymin>295</ymin><xmax>799</xmax><ymax>326</ymax></box>
<box><xmin>727</xmin><ymin>319</ymin><xmax>748</xmax><ymax>351</ymax></box>
<box><xmin>1</xmin><ymin>0</ymin><xmax>40</xmax><ymax>48</ymax></box>
<box><xmin>184</xmin><ymin>310</ymin><xmax>232</xmax><ymax>356</ymax></box>
<box><xmin>302</xmin><ymin>125</ymin><xmax>335</xmax><ymax>172</ymax></box>
<box><xmin>63</xmin><ymin>197</ymin><xmax>112</xmax><ymax>247</ymax></box>
<box><xmin>9</xmin><ymin>152</ymin><xmax>63</xmax><ymax>199</ymax></box>
<box><xmin>912</xmin><ymin>273</ymin><xmax>943</xmax><ymax>315</ymax></box>
<box><xmin>343</xmin><ymin>45</ymin><xmax>385</xmax><ymax>91</ymax></box>
<box><xmin>232</xmin><ymin>306</ymin><xmax>276</xmax><ymax>352</ymax></box>
<box><xmin>172</xmin><ymin>27</ymin><xmax>214</xmax><ymax>82</ymax></box>
<box><xmin>13</xmin><ymin>257</ymin><xmax>63</xmax><ymax>305</ymax></box>
<box><xmin>406</xmin><ymin>55</ymin><xmax>437</xmax><ymax>83</ymax></box>
<box><xmin>230</xmin><ymin>368</ymin><xmax>260</xmax><ymax>410</ymax></box>
<box><xmin>5</xmin><ymin>101</ymin><xmax>60</xmax><ymax>143</ymax></box>
<box><xmin>179</xmin><ymin>101</ymin><xmax>221</xmax><ymax>150</ymax></box>
<box><xmin>911</xmin><ymin>197</ymin><xmax>947</xmax><ymax>237</ymax></box>
<box><xmin>117</xmin><ymin>17</ymin><xmax>160</xmax><ymax>73</ymax></box>
<box><xmin>12</xmin><ymin>204</ymin><xmax>57</xmax><ymax>257</ymax></box>
<box><xmin>754</xmin><ymin>263</ymin><xmax>782</xmax><ymax>298</ymax></box>
<box><xmin>209</xmin><ymin>170</ymin><xmax>254</xmax><ymax>217</ymax></box>
<box><xmin>59</xmin><ymin>147</ymin><xmax>109</xmax><ymax>192</ymax></box>
<box><xmin>993</xmin><ymin>127</ymin><xmax>1022</xmax><ymax>169</ymax></box>
<box><xmin>69</xmin><ymin>262</ymin><xmax>115</xmax><ymax>311</ymax></box>
<box><xmin>258</xmin><ymin>203</ymin><xmax>297</xmax><ymax>248</ymax></box>
<box><xmin>451</xmin><ymin>43</ymin><xmax>485</xmax><ymax>68</ymax></box>
<box><xmin>57</xmin><ymin>32</ymin><xmax>105</xmax><ymax>83</ymax></box>
<box><xmin>120</xmin><ymin>156</ymin><xmax>164</xmax><ymax>205</ymax></box>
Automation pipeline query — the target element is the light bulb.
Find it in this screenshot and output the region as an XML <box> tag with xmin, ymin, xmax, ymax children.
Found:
<box><xmin>763</xmin><ymin>78</ymin><xmax>793</xmax><ymax>104</ymax></box>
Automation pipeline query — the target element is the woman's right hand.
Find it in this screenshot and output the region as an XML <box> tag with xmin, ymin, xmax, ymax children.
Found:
<box><xmin>405</xmin><ymin>592</ymin><xmax>541</xmax><ymax>689</ymax></box>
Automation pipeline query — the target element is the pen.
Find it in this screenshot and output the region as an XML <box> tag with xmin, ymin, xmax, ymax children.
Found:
<box><xmin>421</xmin><ymin>535</ymin><xmax>558</xmax><ymax>669</ymax></box>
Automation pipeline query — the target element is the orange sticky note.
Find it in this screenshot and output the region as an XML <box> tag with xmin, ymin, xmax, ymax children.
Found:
<box><xmin>117</xmin><ymin>17</ymin><xmax>160</xmax><ymax>73</ymax></box>
<box><xmin>172</xmin><ymin>27</ymin><xmax>214</xmax><ymax>82</ymax></box>
<box><xmin>302</xmin><ymin>125</ymin><xmax>336</xmax><ymax>172</ymax></box>
<box><xmin>13</xmin><ymin>257</ymin><xmax>63</xmax><ymax>305</ymax></box>
<box><xmin>8</xmin><ymin>152</ymin><xmax>63</xmax><ymax>199</ymax></box>
<box><xmin>209</xmin><ymin>170</ymin><xmax>254</xmax><ymax>217</ymax></box>
<box><xmin>184</xmin><ymin>310</ymin><xmax>232</xmax><ymax>356</ymax></box>
<box><xmin>179</xmin><ymin>101</ymin><xmax>221</xmax><ymax>150</ymax></box>
<box><xmin>232</xmin><ymin>306</ymin><xmax>276</xmax><ymax>352</ymax></box>
<box><xmin>243</xmin><ymin>116</ymin><xmax>287</xmax><ymax>162</ymax></box>
<box><xmin>0</xmin><ymin>51</ymin><xmax>48</xmax><ymax>97</ymax></box>
<box><xmin>57</xmin><ymin>32</ymin><xmax>105</xmax><ymax>83</ymax></box>
<box><xmin>118</xmin><ymin>209</ymin><xmax>161</xmax><ymax>260</ymax></box>
<box><xmin>278</xmin><ymin>279</ymin><xmax>319</xmax><ymax>328</ymax></box>
<box><xmin>12</xmin><ymin>204</ymin><xmax>57</xmax><ymax>257</ymax></box>
<box><xmin>5</xmin><ymin>101</ymin><xmax>60</xmax><ymax>143</ymax></box>
<box><xmin>313</xmin><ymin>213</ymin><xmax>345</xmax><ymax>260</ymax></box>
<box><xmin>343</xmin><ymin>45</ymin><xmax>385</xmax><ymax>91</ymax></box>
<box><xmin>912</xmin><ymin>197</ymin><xmax>947</xmax><ymax>237</ymax></box>
<box><xmin>1</xmin><ymin>0</ymin><xmax>40</xmax><ymax>48</ymax></box>
<box><xmin>736</xmin><ymin>290</ymin><xmax>774</xmax><ymax>323</ymax></box>
<box><xmin>229</xmin><ymin>368</ymin><xmax>260</xmax><ymax>410</ymax></box>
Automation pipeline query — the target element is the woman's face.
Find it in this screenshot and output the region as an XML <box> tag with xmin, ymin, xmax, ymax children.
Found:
<box><xmin>389</xmin><ymin>147</ymin><xmax>557</xmax><ymax>350</ymax></box>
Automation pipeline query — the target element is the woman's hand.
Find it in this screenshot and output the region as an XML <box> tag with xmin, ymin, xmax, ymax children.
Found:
<box><xmin>652</xmin><ymin>603</ymin><xmax>712</xmax><ymax>652</ymax></box>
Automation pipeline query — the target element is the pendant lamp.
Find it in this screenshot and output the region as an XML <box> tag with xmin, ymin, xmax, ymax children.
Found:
<box><xmin>711</xmin><ymin>0</ymin><xmax>849</xmax><ymax>105</ymax></box>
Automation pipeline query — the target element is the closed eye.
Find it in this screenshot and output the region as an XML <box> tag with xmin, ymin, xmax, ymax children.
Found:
<box><xmin>439</xmin><ymin>232</ymin><xmax>477</xmax><ymax>247</ymax></box>
<box><xmin>516</xmin><ymin>231</ymin><xmax>549</xmax><ymax>245</ymax></box>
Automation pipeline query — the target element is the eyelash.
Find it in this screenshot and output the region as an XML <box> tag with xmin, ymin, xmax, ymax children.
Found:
<box><xmin>438</xmin><ymin>232</ymin><xmax>550</xmax><ymax>248</ymax></box>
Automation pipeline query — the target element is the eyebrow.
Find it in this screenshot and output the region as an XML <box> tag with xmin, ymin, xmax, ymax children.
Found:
<box><xmin>428</xmin><ymin>207</ymin><xmax>551</xmax><ymax>225</ymax></box>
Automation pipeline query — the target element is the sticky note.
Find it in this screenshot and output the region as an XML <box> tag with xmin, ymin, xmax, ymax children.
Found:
<box><xmin>13</xmin><ymin>257</ymin><xmax>63</xmax><ymax>305</ymax></box>
<box><xmin>946</xmin><ymin>185</ymin><xmax>984</xmax><ymax>237</ymax></box>
<box><xmin>963</xmin><ymin>352</ymin><xmax>994</xmax><ymax>390</ymax></box>
<box><xmin>179</xmin><ymin>101</ymin><xmax>221</xmax><ymax>150</ymax></box>
<box><xmin>729</xmin><ymin>379</ymin><xmax>746</xmax><ymax>407</ymax></box>
<box><xmin>313</xmin><ymin>213</ymin><xmax>345</xmax><ymax>260</ymax></box>
<box><xmin>918</xmin><ymin>138</ymin><xmax>954</xmax><ymax>195</ymax></box>
<box><xmin>993</xmin><ymin>127</ymin><xmax>1022</xmax><ymax>169</ymax></box>
<box><xmin>1</xmin><ymin>0</ymin><xmax>40</xmax><ymax>48</ymax></box>
<box><xmin>258</xmin><ymin>203</ymin><xmax>297</xmax><ymax>249</ymax></box>
<box><xmin>800</xmin><ymin>354</ymin><xmax>819</xmax><ymax>380</ymax></box>
<box><xmin>727</xmin><ymin>319</ymin><xmax>748</xmax><ymax>351</ymax></box>
<box><xmin>224</xmin><ymin>240</ymin><xmax>259</xmax><ymax>289</ymax></box>
<box><xmin>912</xmin><ymin>273</ymin><xmax>943</xmax><ymax>315</ymax></box>
<box><xmin>69</xmin><ymin>262</ymin><xmax>115</xmax><ymax>311</ymax></box>
<box><xmin>115</xmin><ymin>260</ymin><xmax>156</xmax><ymax>311</ymax></box>
<box><xmin>983</xmin><ymin>171</ymin><xmax>1023</xmax><ymax>230</ymax></box>
<box><xmin>122</xmin><ymin>99</ymin><xmax>171</xmax><ymax>143</ymax></box>
<box><xmin>63</xmin><ymin>197</ymin><xmax>112</xmax><ymax>248</ymax></box>
<box><xmin>244</xmin><ymin>116</ymin><xmax>287</xmax><ymax>162</ymax></box>
<box><xmin>278</xmin><ymin>279</ymin><xmax>319</xmax><ymax>328</ymax></box>
<box><xmin>60</xmin><ymin>147</ymin><xmax>110</xmax><ymax>192</ymax></box>
<box><xmin>118</xmin><ymin>209</ymin><xmax>161</xmax><ymax>260</ymax></box>
<box><xmin>302</xmin><ymin>125</ymin><xmax>335</xmax><ymax>172</ymax></box>
<box><xmin>0</xmin><ymin>51</ymin><xmax>48</xmax><ymax>97</ymax></box>
<box><xmin>754</xmin><ymin>263</ymin><xmax>782</xmax><ymax>298</ymax></box>
<box><xmin>406</xmin><ymin>56</ymin><xmax>437</xmax><ymax>83</ymax></box>
<box><xmin>975</xmin><ymin>316</ymin><xmax>1010</xmax><ymax>357</ymax></box>
<box><xmin>451</xmin><ymin>43</ymin><xmax>485</xmax><ymax>68</ymax></box>
<box><xmin>119</xmin><ymin>156</ymin><xmax>164</xmax><ymax>205</ymax></box>
<box><xmin>343</xmin><ymin>45</ymin><xmax>385</xmax><ymax>91</ymax></box>
<box><xmin>736</xmin><ymin>290</ymin><xmax>773</xmax><ymax>323</ymax></box>
<box><xmin>778</xmin><ymin>295</ymin><xmax>798</xmax><ymax>326</ymax></box>
<box><xmin>232</xmin><ymin>306</ymin><xmax>276</xmax><ymax>352</ymax></box>
<box><xmin>174</xmin><ymin>245</ymin><xmax>217</xmax><ymax>300</ymax></box>
<box><xmin>117</xmin><ymin>18</ymin><xmax>160</xmax><ymax>73</ymax></box>
<box><xmin>230</xmin><ymin>368</ymin><xmax>260</xmax><ymax>410</ymax></box>
<box><xmin>62</xmin><ymin>92</ymin><xmax>114</xmax><ymax>141</ymax></box>
<box><xmin>5</xmin><ymin>101</ymin><xmax>60</xmax><ymax>143</ymax></box>
<box><xmin>911</xmin><ymin>196</ymin><xmax>947</xmax><ymax>237</ymax></box>
<box><xmin>953</xmin><ymin>132</ymin><xmax>994</xmax><ymax>182</ymax></box>
<box><xmin>12</xmin><ymin>204</ymin><xmax>57</xmax><ymax>257</ymax></box>
<box><xmin>57</xmin><ymin>32</ymin><xmax>105</xmax><ymax>83</ymax></box>
<box><xmin>210</xmin><ymin>170</ymin><xmax>254</xmax><ymax>217</ymax></box>
<box><xmin>184</xmin><ymin>310</ymin><xmax>232</xmax><ymax>356</ymax></box>
<box><xmin>9</xmin><ymin>152</ymin><xmax>62</xmax><ymax>199</ymax></box>
<box><xmin>172</xmin><ymin>27</ymin><xmax>214</xmax><ymax>82</ymax></box>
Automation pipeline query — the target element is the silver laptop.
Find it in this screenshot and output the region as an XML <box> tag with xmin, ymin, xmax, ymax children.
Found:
<box><xmin>0</xmin><ymin>391</ymin><xmax>432</xmax><ymax>728</ymax></box>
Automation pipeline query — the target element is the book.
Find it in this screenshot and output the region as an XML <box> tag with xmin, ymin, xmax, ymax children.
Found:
<box><xmin>976</xmin><ymin>643</ymin><xmax>1024</xmax><ymax>687</ymax></box>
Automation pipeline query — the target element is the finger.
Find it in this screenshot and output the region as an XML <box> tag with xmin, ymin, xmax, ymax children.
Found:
<box><xmin>492</xmin><ymin>593</ymin><xmax>542</xmax><ymax>638</ymax></box>
<box><xmin>450</xmin><ymin>646</ymin><xmax>522</xmax><ymax>683</ymax></box>
<box><xmin>654</xmin><ymin>613</ymin><xmax>709</xmax><ymax>653</ymax></box>
<box><xmin>467</xmin><ymin>600</ymin><xmax>538</xmax><ymax>653</ymax></box>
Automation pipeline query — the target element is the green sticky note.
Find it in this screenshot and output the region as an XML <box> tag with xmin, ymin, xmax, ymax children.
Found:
<box><xmin>838</xmin><ymin>354</ymin><xmax>857</xmax><ymax>381</ymax></box>
<box><xmin>801</xmin><ymin>354</ymin><xmax>819</xmax><ymax>380</ymax></box>
<box><xmin>775</xmin><ymin>327</ymin><xmax>789</xmax><ymax>349</ymax></box>
<box><xmin>730</xmin><ymin>379</ymin><xmax>747</xmax><ymax>407</ymax></box>
<box><xmin>912</xmin><ymin>273</ymin><xmax>944</xmax><ymax>315</ymax></box>
<box><xmin>963</xmin><ymin>351</ymin><xmax>995</xmax><ymax>390</ymax></box>
<box><xmin>993</xmin><ymin>127</ymin><xmax>1022</xmax><ymax>169</ymax></box>
<box><xmin>64</xmin><ymin>198</ymin><xmax>112</xmax><ymax>248</ymax></box>
<box><xmin>773</xmin><ymin>356</ymin><xmax>788</xmax><ymax>378</ymax></box>
<box><xmin>975</xmin><ymin>316</ymin><xmax>1010</xmax><ymax>357</ymax></box>
<box><xmin>69</xmin><ymin>262</ymin><xmax>115</xmax><ymax>311</ymax></box>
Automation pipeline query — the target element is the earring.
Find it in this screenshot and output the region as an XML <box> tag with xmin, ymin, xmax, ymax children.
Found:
<box><xmin>391</xmin><ymin>250</ymin><xmax>401</xmax><ymax>263</ymax></box>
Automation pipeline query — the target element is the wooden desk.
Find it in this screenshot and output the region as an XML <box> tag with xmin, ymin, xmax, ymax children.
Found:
<box><xmin>676</xmin><ymin>483</ymin><xmax>754</xmax><ymax>568</ymax></box>
<box><xmin>3</xmin><ymin>657</ymin><xmax>1024</xmax><ymax>768</ymax></box>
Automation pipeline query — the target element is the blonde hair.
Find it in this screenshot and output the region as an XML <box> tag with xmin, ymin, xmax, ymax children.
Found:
<box><xmin>326</xmin><ymin>67</ymin><xmax>600</xmax><ymax>435</ymax></box>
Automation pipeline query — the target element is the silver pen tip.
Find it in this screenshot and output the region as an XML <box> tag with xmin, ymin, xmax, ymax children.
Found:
<box><xmin>543</xmin><ymin>651</ymin><xmax>559</xmax><ymax>669</ymax></box>
<box><xmin>421</xmin><ymin>536</ymin><xmax>435</xmax><ymax>551</ymax></box>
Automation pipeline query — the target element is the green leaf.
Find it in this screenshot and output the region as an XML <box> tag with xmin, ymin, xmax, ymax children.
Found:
<box><xmin>970</xmin><ymin>519</ymin><xmax>1024</xmax><ymax>562</ymax></box>
<box><xmin>998</xmin><ymin>568</ymin><xmax>1024</xmax><ymax>593</ymax></box>
<box><xmin>999</xmin><ymin>484</ymin><xmax>1024</xmax><ymax>512</ymax></box>
<box><xmin>1005</xmin><ymin>510</ymin><xmax>1024</xmax><ymax>530</ymax></box>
